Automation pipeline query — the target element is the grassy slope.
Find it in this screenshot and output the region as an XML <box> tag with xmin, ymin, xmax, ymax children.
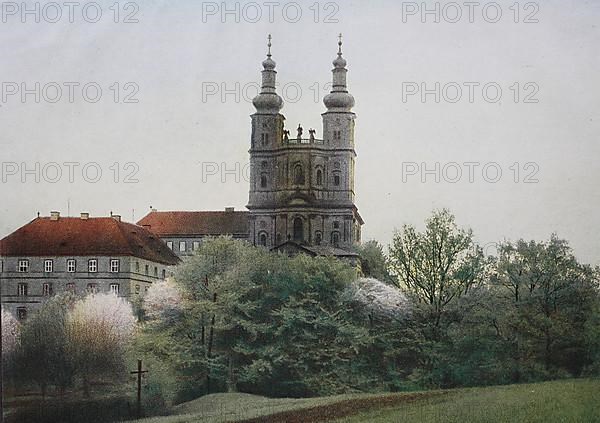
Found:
<box><xmin>333</xmin><ymin>379</ymin><xmax>600</xmax><ymax>423</ymax></box>
<box><xmin>136</xmin><ymin>379</ymin><xmax>600</xmax><ymax>423</ymax></box>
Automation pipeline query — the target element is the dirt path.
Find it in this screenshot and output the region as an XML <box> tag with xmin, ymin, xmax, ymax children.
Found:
<box><xmin>235</xmin><ymin>391</ymin><xmax>450</xmax><ymax>423</ymax></box>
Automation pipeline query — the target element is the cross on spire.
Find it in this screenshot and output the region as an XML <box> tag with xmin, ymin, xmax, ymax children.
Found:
<box><xmin>338</xmin><ymin>33</ymin><xmax>343</xmax><ymax>54</ymax></box>
<box><xmin>267</xmin><ymin>34</ymin><xmax>272</xmax><ymax>57</ymax></box>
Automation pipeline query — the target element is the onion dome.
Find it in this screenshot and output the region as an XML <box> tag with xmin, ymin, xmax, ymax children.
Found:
<box><xmin>324</xmin><ymin>34</ymin><xmax>355</xmax><ymax>112</ymax></box>
<box><xmin>253</xmin><ymin>34</ymin><xmax>284</xmax><ymax>114</ymax></box>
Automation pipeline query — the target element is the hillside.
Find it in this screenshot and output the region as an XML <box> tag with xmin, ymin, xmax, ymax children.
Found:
<box><xmin>136</xmin><ymin>378</ymin><xmax>600</xmax><ymax>423</ymax></box>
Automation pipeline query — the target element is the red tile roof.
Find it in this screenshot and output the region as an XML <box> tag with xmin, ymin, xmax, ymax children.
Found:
<box><xmin>137</xmin><ymin>211</ymin><xmax>249</xmax><ymax>237</ymax></box>
<box><xmin>0</xmin><ymin>217</ymin><xmax>180</xmax><ymax>265</ymax></box>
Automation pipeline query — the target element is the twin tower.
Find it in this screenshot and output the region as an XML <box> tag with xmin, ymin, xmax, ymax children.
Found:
<box><xmin>247</xmin><ymin>35</ymin><xmax>363</xmax><ymax>251</ymax></box>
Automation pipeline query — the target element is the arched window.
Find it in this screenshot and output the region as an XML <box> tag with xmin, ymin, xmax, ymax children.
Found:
<box><xmin>293</xmin><ymin>217</ymin><xmax>304</xmax><ymax>242</ymax></box>
<box><xmin>333</xmin><ymin>172</ymin><xmax>341</xmax><ymax>186</ymax></box>
<box><xmin>260</xmin><ymin>173</ymin><xmax>268</xmax><ymax>188</ymax></box>
<box><xmin>294</xmin><ymin>164</ymin><xmax>304</xmax><ymax>185</ymax></box>
<box><xmin>331</xmin><ymin>231</ymin><xmax>340</xmax><ymax>247</ymax></box>
<box><xmin>316</xmin><ymin>169</ymin><xmax>323</xmax><ymax>185</ymax></box>
<box><xmin>315</xmin><ymin>231</ymin><xmax>322</xmax><ymax>245</ymax></box>
<box><xmin>259</xmin><ymin>232</ymin><xmax>268</xmax><ymax>247</ymax></box>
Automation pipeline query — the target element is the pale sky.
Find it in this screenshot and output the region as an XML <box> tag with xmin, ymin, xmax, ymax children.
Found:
<box><xmin>1</xmin><ymin>0</ymin><xmax>599</xmax><ymax>264</ymax></box>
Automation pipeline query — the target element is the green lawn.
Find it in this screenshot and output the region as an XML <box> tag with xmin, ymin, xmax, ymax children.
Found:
<box><xmin>332</xmin><ymin>379</ymin><xmax>600</xmax><ymax>423</ymax></box>
<box><xmin>136</xmin><ymin>378</ymin><xmax>600</xmax><ymax>423</ymax></box>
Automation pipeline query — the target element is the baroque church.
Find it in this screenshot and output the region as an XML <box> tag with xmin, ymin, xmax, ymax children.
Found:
<box><xmin>138</xmin><ymin>35</ymin><xmax>363</xmax><ymax>260</ymax></box>
<box><xmin>247</xmin><ymin>35</ymin><xmax>363</xmax><ymax>251</ymax></box>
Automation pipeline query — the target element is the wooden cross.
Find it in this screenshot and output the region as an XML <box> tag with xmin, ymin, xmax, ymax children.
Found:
<box><xmin>130</xmin><ymin>359</ymin><xmax>148</xmax><ymax>418</ymax></box>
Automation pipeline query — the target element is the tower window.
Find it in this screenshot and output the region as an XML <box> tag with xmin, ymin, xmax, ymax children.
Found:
<box><xmin>333</xmin><ymin>130</ymin><xmax>341</xmax><ymax>140</ymax></box>
<box><xmin>333</xmin><ymin>172</ymin><xmax>341</xmax><ymax>186</ymax></box>
<box><xmin>293</xmin><ymin>218</ymin><xmax>304</xmax><ymax>242</ymax></box>
<box><xmin>333</xmin><ymin>221</ymin><xmax>339</xmax><ymax>229</ymax></box>
<box><xmin>260</xmin><ymin>172</ymin><xmax>268</xmax><ymax>188</ymax></box>
<box><xmin>316</xmin><ymin>169</ymin><xmax>323</xmax><ymax>186</ymax></box>
<box><xmin>293</xmin><ymin>164</ymin><xmax>304</xmax><ymax>185</ymax></box>
<box><xmin>259</xmin><ymin>232</ymin><xmax>268</xmax><ymax>247</ymax></box>
<box><xmin>261</xmin><ymin>133</ymin><xmax>269</xmax><ymax>145</ymax></box>
<box><xmin>331</xmin><ymin>231</ymin><xmax>340</xmax><ymax>248</ymax></box>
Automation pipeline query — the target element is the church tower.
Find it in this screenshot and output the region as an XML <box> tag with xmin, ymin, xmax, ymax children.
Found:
<box><xmin>247</xmin><ymin>35</ymin><xmax>363</xmax><ymax>251</ymax></box>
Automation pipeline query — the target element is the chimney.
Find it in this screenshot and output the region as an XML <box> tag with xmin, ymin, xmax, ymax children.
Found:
<box><xmin>50</xmin><ymin>211</ymin><xmax>60</xmax><ymax>221</ymax></box>
<box><xmin>112</xmin><ymin>214</ymin><xmax>121</xmax><ymax>222</ymax></box>
<box><xmin>225</xmin><ymin>207</ymin><xmax>235</xmax><ymax>212</ymax></box>
<box><xmin>80</xmin><ymin>212</ymin><xmax>89</xmax><ymax>220</ymax></box>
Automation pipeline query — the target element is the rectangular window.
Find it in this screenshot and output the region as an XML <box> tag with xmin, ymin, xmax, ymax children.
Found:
<box><xmin>18</xmin><ymin>259</ymin><xmax>29</xmax><ymax>273</ymax></box>
<box><xmin>88</xmin><ymin>259</ymin><xmax>97</xmax><ymax>273</ymax></box>
<box><xmin>145</xmin><ymin>264</ymin><xmax>149</xmax><ymax>275</ymax></box>
<box><xmin>135</xmin><ymin>261</ymin><xmax>140</xmax><ymax>272</ymax></box>
<box><xmin>110</xmin><ymin>259</ymin><xmax>120</xmax><ymax>273</ymax></box>
<box><xmin>44</xmin><ymin>259</ymin><xmax>53</xmax><ymax>273</ymax></box>
<box><xmin>87</xmin><ymin>283</ymin><xmax>98</xmax><ymax>294</ymax></box>
<box><xmin>67</xmin><ymin>259</ymin><xmax>76</xmax><ymax>272</ymax></box>
<box><xmin>18</xmin><ymin>283</ymin><xmax>28</xmax><ymax>296</ymax></box>
<box><xmin>154</xmin><ymin>267</ymin><xmax>158</xmax><ymax>277</ymax></box>
<box><xmin>110</xmin><ymin>284</ymin><xmax>119</xmax><ymax>295</ymax></box>
<box><xmin>179</xmin><ymin>241</ymin><xmax>186</xmax><ymax>252</ymax></box>
<box><xmin>135</xmin><ymin>284</ymin><xmax>140</xmax><ymax>294</ymax></box>
<box><xmin>193</xmin><ymin>241</ymin><xmax>200</xmax><ymax>251</ymax></box>
<box><xmin>42</xmin><ymin>283</ymin><xmax>53</xmax><ymax>296</ymax></box>
<box><xmin>166</xmin><ymin>241</ymin><xmax>173</xmax><ymax>250</ymax></box>
<box><xmin>66</xmin><ymin>282</ymin><xmax>76</xmax><ymax>293</ymax></box>
<box><xmin>162</xmin><ymin>269</ymin><xmax>166</xmax><ymax>279</ymax></box>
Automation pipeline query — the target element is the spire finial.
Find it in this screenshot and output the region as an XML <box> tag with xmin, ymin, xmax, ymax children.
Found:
<box><xmin>337</xmin><ymin>33</ymin><xmax>343</xmax><ymax>55</ymax></box>
<box><xmin>267</xmin><ymin>34</ymin><xmax>272</xmax><ymax>57</ymax></box>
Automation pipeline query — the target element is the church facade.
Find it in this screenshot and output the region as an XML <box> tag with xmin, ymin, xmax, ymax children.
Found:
<box><xmin>247</xmin><ymin>36</ymin><xmax>363</xmax><ymax>251</ymax></box>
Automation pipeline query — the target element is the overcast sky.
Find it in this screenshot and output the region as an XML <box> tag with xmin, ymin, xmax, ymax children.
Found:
<box><xmin>1</xmin><ymin>0</ymin><xmax>599</xmax><ymax>264</ymax></box>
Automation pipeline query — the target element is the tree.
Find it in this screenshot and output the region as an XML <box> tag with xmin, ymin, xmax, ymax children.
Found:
<box><xmin>16</xmin><ymin>294</ymin><xmax>75</xmax><ymax>396</ymax></box>
<box><xmin>355</xmin><ymin>240</ymin><xmax>396</xmax><ymax>284</ymax></box>
<box><xmin>1</xmin><ymin>308</ymin><xmax>19</xmax><ymax>361</ymax></box>
<box><xmin>493</xmin><ymin>236</ymin><xmax>599</xmax><ymax>380</ymax></box>
<box><xmin>389</xmin><ymin>209</ymin><xmax>487</xmax><ymax>329</ymax></box>
<box><xmin>68</xmin><ymin>293</ymin><xmax>136</xmax><ymax>396</ymax></box>
<box><xmin>143</xmin><ymin>279</ymin><xmax>183</xmax><ymax>323</ymax></box>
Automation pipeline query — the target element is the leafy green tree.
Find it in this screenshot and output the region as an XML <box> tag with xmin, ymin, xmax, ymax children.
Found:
<box><xmin>493</xmin><ymin>236</ymin><xmax>599</xmax><ymax>381</ymax></box>
<box><xmin>389</xmin><ymin>209</ymin><xmax>487</xmax><ymax>329</ymax></box>
<box><xmin>355</xmin><ymin>240</ymin><xmax>396</xmax><ymax>284</ymax></box>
